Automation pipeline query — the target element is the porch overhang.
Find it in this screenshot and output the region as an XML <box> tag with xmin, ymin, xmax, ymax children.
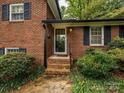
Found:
<box><xmin>42</xmin><ymin>19</ymin><xmax>124</xmax><ymax>28</ymax></box>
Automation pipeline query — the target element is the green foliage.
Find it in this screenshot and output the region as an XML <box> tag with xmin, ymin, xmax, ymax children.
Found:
<box><xmin>60</xmin><ymin>6</ymin><xmax>66</xmax><ymax>19</ymax></box>
<box><xmin>101</xmin><ymin>7</ymin><xmax>124</xmax><ymax>18</ymax></box>
<box><xmin>108</xmin><ymin>48</ymin><xmax>124</xmax><ymax>71</ymax></box>
<box><xmin>0</xmin><ymin>64</ymin><xmax>44</xmax><ymax>93</ymax></box>
<box><xmin>71</xmin><ymin>69</ymin><xmax>124</xmax><ymax>93</ymax></box>
<box><xmin>77</xmin><ymin>50</ymin><xmax>116</xmax><ymax>79</ymax></box>
<box><xmin>63</xmin><ymin>0</ymin><xmax>124</xmax><ymax>19</ymax></box>
<box><xmin>108</xmin><ymin>38</ymin><xmax>124</xmax><ymax>71</ymax></box>
<box><xmin>0</xmin><ymin>53</ymin><xmax>44</xmax><ymax>83</ymax></box>
<box><xmin>0</xmin><ymin>53</ymin><xmax>44</xmax><ymax>93</ymax></box>
<box><xmin>108</xmin><ymin>37</ymin><xmax>124</xmax><ymax>49</ymax></box>
<box><xmin>85</xmin><ymin>48</ymin><xmax>96</xmax><ymax>55</ymax></box>
<box><xmin>86</xmin><ymin>48</ymin><xmax>102</xmax><ymax>55</ymax></box>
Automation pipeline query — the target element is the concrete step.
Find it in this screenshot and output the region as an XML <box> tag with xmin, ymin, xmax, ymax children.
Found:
<box><xmin>45</xmin><ymin>68</ymin><xmax>70</xmax><ymax>75</ymax></box>
<box><xmin>47</xmin><ymin>64</ymin><xmax>70</xmax><ymax>70</ymax></box>
<box><xmin>48</xmin><ymin>58</ymin><xmax>70</xmax><ymax>64</ymax></box>
<box><xmin>47</xmin><ymin>56</ymin><xmax>70</xmax><ymax>64</ymax></box>
<box><xmin>46</xmin><ymin>55</ymin><xmax>71</xmax><ymax>75</ymax></box>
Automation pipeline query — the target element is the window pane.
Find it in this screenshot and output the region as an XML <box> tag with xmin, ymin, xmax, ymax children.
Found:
<box><xmin>91</xmin><ymin>27</ymin><xmax>103</xmax><ymax>45</ymax></box>
<box><xmin>10</xmin><ymin>4</ymin><xmax>24</xmax><ymax>21</ymax></box>
<box><xmin>91</xmin><ymin>27</ymin><xmax>102</xmax><ymax>35</ymax></box>
<box><xmin>97</xmin><ymin>36</ymin><xmax>102</xmax><ymax>44</ymax></box>
<box><xmin>56</xmin><ymin>29</ymin><xmax>65</xmax><ymax>35</ymax></box>
<box><xmin>12</xmin><ymin>13</ymin><xmax>24</xmax><ymax>20</ymax></box>
<box><xmin>91</xmin><ymin>36</ymin><xmax>102</xmax><ymax>45</ymax></box>
<box><xmin>55</xmin><ymin>29</ymin><xmax>65</xmax><ymax>52</ymax></box>
<box><xmin>97</xmin><ymin>30</ymin><xmax>102</xmax><ymax>35</ymax></box>
<box><xmin>11</xmin><ymin>5</ymin><xmax>24</xmax><ymax>13</ymax></box>
<box><xmin>91</xmin><ymin>30</ymin><xmax>97</xmax><ymax>35</ymax></box>
<box><xmin>91</xmin><ymin>36</ymin><xmax>98</xmax><ymax>44</ymax></box>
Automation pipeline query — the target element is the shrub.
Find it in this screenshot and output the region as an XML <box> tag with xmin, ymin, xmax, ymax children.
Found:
<box><xmin>108</xmin><ymin>48</ymin><xmax>124</xmax><ymax>71</ymax></box>
<box><xmin>108</xmin><ymin>37</ymin><xmax>124</xmax><ymax>49</ymax></box>
<box><xmin>85</xmin><ymin>48</ymin><xmax>96</xmax><ymax>55</ymax></box>
<box><xmin>76</xmin><ymin>50</ymin><xmax>116</xmax><ymax>79</ymax></box>
<box><xmin>86</xmin><ymin>48</ymin><xmax>103</xmax><ymax>55</ymax></box>
<box><xmin>0</xmin><ymin>53</ymin><xmax>44</xmax><ymax>83</ymax></box>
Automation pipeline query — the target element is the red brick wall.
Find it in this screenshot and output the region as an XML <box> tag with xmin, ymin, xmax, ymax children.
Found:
<box><xmin>111</xmin><ymin>26</ymin><xmax>119</xmax><ymax>39</ymax></box>
<box><xmin>0</xmin><ymin>0</ymin><xmax>54</xmax><ymax>64</ymax></box>
<box><xmin>47</xmin><ymin>4</ymin><xmax>55</xmax><ymax>19</ymax></box>
<box><xmin>67</xmin><ymin>27</ymin><xmax>85</xmax><ymax>59</ymax></box>
<box><xmin>46</xmin><ymin>25</ymin><xmax>54</xmax><ymax>58</ymax></box>
<box><xmin>67</xmin><ymin>26</ymin><xmax>119</xmax><ymax>59</ymax></box>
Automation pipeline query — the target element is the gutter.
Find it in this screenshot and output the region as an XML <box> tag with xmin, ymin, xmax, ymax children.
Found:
<box><xmin>55</xmin><ymin>0</ymin><xmax>62</xmax><ymax>19</ymax></box>
<box><xmin>43</xmin><ymin>24</ymin><xmax>48</xmax><ymax>68</ymax></box>
<box><xmin>42</xmin><ymin>18</ymin><xmax>124</xmax><ymax>24</ymax></box>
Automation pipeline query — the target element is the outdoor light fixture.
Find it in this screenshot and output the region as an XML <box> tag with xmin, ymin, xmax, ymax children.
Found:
<box><xmin>69</xmin><ymin>28</ymin><xmax>73</xmax><ymax>32</ymax></box>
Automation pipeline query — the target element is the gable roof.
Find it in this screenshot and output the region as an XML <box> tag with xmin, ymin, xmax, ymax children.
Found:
<box><xmin>47</xmin><ymin>0</ymin><xmax>61</xmax><ymax>19</ymax></box>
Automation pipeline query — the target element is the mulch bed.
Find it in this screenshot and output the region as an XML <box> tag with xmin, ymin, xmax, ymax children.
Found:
<box><xmin>112</xmin><ymin>70</ymin><xmax>124</xmax><ymax>79</ymax></box>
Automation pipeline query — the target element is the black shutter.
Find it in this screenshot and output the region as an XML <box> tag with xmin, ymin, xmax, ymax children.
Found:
<box><xmin>104</xmin><ymin>26</ymin><xmax>111</xmax><ymax>45</ymax></box>
<box><xmin>119</xmin><ymin>25</ymin><xmax>124</xmax><ymax>38</ymax></box>
<box><xmin>19</xmin><ymin>48</ymin><xmax>26</xmax><ymax>53</ymax></box>
<box><xmin>24</xmin><ymin>3</ymin><xmax>31</xmax><ymax>20</ymax></box>
<box><xmin>84</xmin><ymin>26</ymin><xmax>90</xmax><ymax>45</ymax></box>
<box><xmin>2</xmin><ymin>4</ymin><xmax>9</xmax><ymax>21</ymax></box>
<box><xmin>0</xmin><ymin>48</ymin><xmax>5</xmax><ymax>55</ymax></box>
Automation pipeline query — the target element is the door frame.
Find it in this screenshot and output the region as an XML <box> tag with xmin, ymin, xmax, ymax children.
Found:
<box><xmin>54</xmin><ymin>28</ymin><xmax>67</xmax><ymax>55</ymax></box>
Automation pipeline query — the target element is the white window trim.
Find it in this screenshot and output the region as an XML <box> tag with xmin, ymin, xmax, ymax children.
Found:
<box><xmin>54</xmin><ymin>28</ymin><xmax>67</xmax><ymax>55</ymax></box>
<box><xmin>9</xmin><ymin>3</ymin><xmax>24</xmax><ymax>22</ymax></box>
<box><xmin>5</xmin><ymin>48</ymin><xmax>19</xmax><ymax>54</ymax></box>
<box><xmin>90</xmin><ymin>26</ymin><xmax>104</xmax><ymax>46</ymax></box>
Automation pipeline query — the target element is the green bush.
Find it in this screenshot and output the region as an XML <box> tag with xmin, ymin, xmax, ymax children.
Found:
<box><xmin>108</xmin><ymin>37</ymin><xmax>124</xmax><ymax>49</ymax></box>
<box><xmin>77</xmin><ymin>50</ymin><xmax>116</xmax><ymax>79</ymax></box>
<box><xmin>86</xmin><ymin>48</ymin><xmax>103</xmax><ymax>55</ymax></box>
<box><xmin>108</xmin><ymin>48</ymin><xmax>124</xmax><ymax>71</ymax></box>
<box><xmin>85</xmin><ymin>48</ymin><xmax>96</xmax><ymax>55</ymax></box>
<box><xmin>0</xmin><ymin>53</ymin><xmax>44</xmax><ymax>83</ymax></box>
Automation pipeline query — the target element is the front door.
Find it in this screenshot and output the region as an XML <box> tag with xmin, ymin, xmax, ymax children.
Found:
<box><xmin>54</xmin><ymin>29</ymin><xmax>67</xmax><ymax>55</ymax></box>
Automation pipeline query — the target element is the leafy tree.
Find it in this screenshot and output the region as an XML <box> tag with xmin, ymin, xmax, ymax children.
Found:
<box><xmin>62</xmin><ymin>0</ymin><xmax>124</xmax><ymax>19</ymax></box>
<box><xmin>60</xmin><ymin>6</ymin><xmax>66</xmax><ymax>18</ymax></box>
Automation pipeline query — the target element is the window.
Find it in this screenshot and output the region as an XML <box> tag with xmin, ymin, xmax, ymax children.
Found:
<box><xmin>10</xmin><ymin>3</ymin><xmax>24</xmax><ymax>21</ymax></box>
<box><xmin>90</xmin><ymin>26</ymin><xmax>104</xmax><ymax>46</ymax></box>
<box><xmin>5</xmin><ymin>48</ymin><xmax>26</xmax><ymax>54</ymax></box>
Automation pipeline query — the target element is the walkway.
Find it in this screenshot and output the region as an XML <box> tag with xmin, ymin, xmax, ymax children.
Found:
<box><xmin>10</xmin><ymin>76</ymin><xmax>72</xmax><ymax>93</ymax></box>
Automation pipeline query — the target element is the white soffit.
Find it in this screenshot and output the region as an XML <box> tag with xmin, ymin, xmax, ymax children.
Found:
<box><xmin>47</xmin><ymin>0</ymin><xmax>60</xmax><ymax>19</ymax></box>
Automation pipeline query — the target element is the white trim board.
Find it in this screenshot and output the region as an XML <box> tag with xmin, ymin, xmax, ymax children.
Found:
<box><xmin>90</xmin><ymin>26</ymin><xmax>104</xmax><ymax>46</ymax></box>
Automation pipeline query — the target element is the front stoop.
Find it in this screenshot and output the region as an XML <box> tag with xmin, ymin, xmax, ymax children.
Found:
<box><xmin>45</xmin><ymin>55</ymin><xmax>71</xmax><ymax>75</ymax></box>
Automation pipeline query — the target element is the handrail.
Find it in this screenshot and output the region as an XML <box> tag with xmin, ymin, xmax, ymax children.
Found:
<box><xmin>68</xmin><ymin>43</ymin><xmax>73</xmax><ymax>70</ymax></box>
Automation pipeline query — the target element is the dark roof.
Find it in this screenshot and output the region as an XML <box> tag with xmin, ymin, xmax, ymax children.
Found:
<box><xmin>42</xmin><ymin>19</ymin><xmax>124</xmax><ymax>24</ymax></box>
<box><xmin>55</xmin><ymin>0</ymin><xmax>62</xmax><ymax>19</ymax></box>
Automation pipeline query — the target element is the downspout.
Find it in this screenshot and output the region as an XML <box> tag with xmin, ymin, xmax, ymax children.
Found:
<box><xmin>43</xmin><ymin>24</ymin><xmax>48</xmax><ymax>68</ymax></box>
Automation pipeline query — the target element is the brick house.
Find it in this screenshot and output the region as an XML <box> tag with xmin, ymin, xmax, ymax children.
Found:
<box><xmin>0</xmin><ymin>0</ymin><xmax>124</xmax><ymax>74</ymax></box>
<box><xmin>0</xmin><ymin>0</ymin><xmax>61</xmax><ymax>64</ymax></box>
<box><xmin>42</xmin><ymin>19</ymin><xmax>124</xmax><ymax>74</ymax></box>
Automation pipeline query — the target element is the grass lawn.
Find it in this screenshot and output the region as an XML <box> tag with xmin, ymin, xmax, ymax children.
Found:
<box><xmin>71</xmin><ymin>69</ymin><xmax>124</xmax><ymax>93</ymax></box>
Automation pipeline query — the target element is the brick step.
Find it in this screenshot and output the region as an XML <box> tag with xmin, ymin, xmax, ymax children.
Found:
<box><xmin>48</xmin><ymin>59</ymin><xmax>70</xmax><ymax>64</ymax></box>
<box><xmin>48</xmin><ymin>56</ymin><xmax>70</xmax><ymax>64</ymax></box>
<box><xmin>45</xmin><ymin>68</ymin><xmax>70</xmax><ymax>75</ymax></box>
<box><xmin>47</xmin><ymin>64</ymin><xmax>70</xmax><ymax>70</ymax></box>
